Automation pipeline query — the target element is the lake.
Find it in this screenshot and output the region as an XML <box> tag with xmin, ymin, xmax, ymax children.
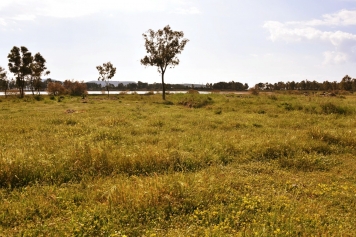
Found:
<box><xmin>0</xmin><ymin>91</ymin><xmax>213</xmax><ymax>96</ymax></box>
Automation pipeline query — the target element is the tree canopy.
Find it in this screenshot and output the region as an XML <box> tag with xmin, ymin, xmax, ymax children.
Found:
<box><xmin>96</xmin><ymin>62</ymin><xmax>116</xmax><ymax>97</ymax></box>
<box><xmin>141</xmin><ymin>25</ymin><xmax>189</xmax><ymax>100</ymax></box>
<box><xmin>8</xmin><ymin>46</ymin><xmax>32</xmax><ymax>98</ymax></box>
<box><xmin>29</xmin><ymin>52</ymin><xmax>50</xmax><ymax>95</ymax></box>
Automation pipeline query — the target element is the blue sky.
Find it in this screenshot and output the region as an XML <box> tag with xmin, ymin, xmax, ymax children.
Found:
<box><xmin>0</xmin><ymin>0</ymin><xmax>355</xmax><ymax>86</ymax></box>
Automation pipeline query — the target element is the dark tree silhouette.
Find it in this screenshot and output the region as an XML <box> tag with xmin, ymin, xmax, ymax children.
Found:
<box><xmin>8</xmin><ymin>46</ymin><xmax>32</xmax><ymax>98</ymax></box>
<box><xmin>30</xmin><ymin>53</ymin><xmax>50</xmax><ymax>95</ymax></box>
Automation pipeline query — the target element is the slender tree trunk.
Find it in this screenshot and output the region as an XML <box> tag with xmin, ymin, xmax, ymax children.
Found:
<box><xmin>31</xmin><ymin>83</ymin><xmax>35</xmax><ymax>95</ymax></box>
<box><xmin>20</xmin><ymin>77</ymin><xmax>25</xmax><ymax>98</ymax></box>
<box><xmin>20</xmin><ymin>81</ymin><xmax>24</xmax><ymax>98</ymax></box>
<box><xmin>161</xmin><ymin>72</ymin><xmax>166</xmax><ymax>100</ymax></box>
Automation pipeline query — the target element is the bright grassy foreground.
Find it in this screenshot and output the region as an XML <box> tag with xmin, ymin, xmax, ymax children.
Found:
<box><xmin>0</xmin><ymin>92</ymin><xmax>356</xmax><ymax>236</ymax></box>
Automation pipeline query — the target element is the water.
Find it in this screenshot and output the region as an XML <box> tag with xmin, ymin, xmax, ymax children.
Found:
<box><xmin>0</xmin><ymin>91</ymin><xmax>212</xmax><ymax>96</ymax></box>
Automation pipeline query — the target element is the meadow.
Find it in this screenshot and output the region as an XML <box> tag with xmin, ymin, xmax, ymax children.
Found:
<box><xmin>0</xmin><ymin>92</ymin><xmax>356</xmax><ymax>236</ymax></box>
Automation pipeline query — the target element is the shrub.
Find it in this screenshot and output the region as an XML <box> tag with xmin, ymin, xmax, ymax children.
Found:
<box><xmin>63</xmin><ymin>80</ymin><xmax>87</xmax><ymax>96</ymax></box>
<box><xmin>187</xmin><ymin>89</ymin><xmax>199</xmax><ymax>94</ymax></box>
<box><xmin>145</xmin><ymin>91</ymin><xmax>155</xmax><ymax>95</ymax></box>
<box><xmin>249</xmin><ymin>88</ymin><xmax>259</xmax><ymax>95</ymax></box>
<box><xmin>47</xmin><ymin>82</ymin><xmax>66</xmax><ymax>95</ymax></box>
<box><xmin>320</xmin><ymin>102</ymin><xmax>350</xmax><ymax>115</ymax></box>
<box><xmin>34</xmin><ymin>95</ymin><xmax>43</xmax><ymax>101</ymax></box>
<box><xmin>178</xmin><ymin>95</ymin><xmax>213</xmax><ymax>108</ymax></box>
<box><xmin>268</xmin><ymin>94</ymin><xmax>278</xmax><ymax>100</ymax></box>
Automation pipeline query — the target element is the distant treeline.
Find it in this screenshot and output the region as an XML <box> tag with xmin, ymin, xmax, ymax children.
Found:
<box><xmin>254</xmin><ymin>75</ymin><xmax>356</xmax><ymax>92</ymax></box>
<box><xmin>1</xmin><ymin>75</ymin><xmax>356</xmax><ymax>93</ymax></box>
<box><xmin>86</xmin><ymin>81</ymin><xmax>249</xmax><ymax>91</ymax></box>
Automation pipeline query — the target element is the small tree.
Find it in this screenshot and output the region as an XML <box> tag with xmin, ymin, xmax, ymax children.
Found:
<box><xmin>0</xmin><ymin>66</ymin><xmax>9</xmax><ymax>97</ymax></box>
<box><xmin>8</xmin><ymin>46</ymin><xmax>32</xmax><ymax>98</ymax></box>
<box><xmin>63</xmin><ymin>80</ymin><xmax>87</xmax><ymax>96</ymax></box>
<box><xmin>96</xmin><ymin>62</ymin><xmax>116</xmax><ymax>97</ymax></box>
<box><xmin>47</xmin><ymin>82</ymin><xmax>66</xmax><ymax>96</ymax></box>
<box><xmin>30</xmin><ymin>53</ymin><xmax>50</xmax><ymax>95</ymax></box>
<box><xmin>141</xmin><ymin>25</ymin><xmax>189</xmax><ymax>100</ymax></box>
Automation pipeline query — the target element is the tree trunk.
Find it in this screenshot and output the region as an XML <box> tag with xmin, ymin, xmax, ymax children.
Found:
<box><xmin>106</xmin><ymin>81</ymin><xmax>110</xmax><ymax>98</ymax></box>
<box><xmin>19</xmin><ymin>78</ymin><xmax>24</xmax><ymax>98</ymax></box>
<box><xmin>161</xmin><ymin>72</ymin><xmax>166</xmax><ymax>100</ymax></box>
<box><xmin>31</xmin><ymin>84</ymin><xmax>35</xmax><ymax>95</ymax></box>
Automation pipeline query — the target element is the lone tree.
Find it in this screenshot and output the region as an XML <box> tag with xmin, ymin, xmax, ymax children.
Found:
<box><xmin>141</xmin><ymin>25</ymin><xmax>189</xmax><ymax>100</ymax></box>
<box><xmin>96</xmin><ymin>62</ymin><xmax>116</xmax><ymax>97</ymax></box>
<box><xmin>8</xmin><ymin>46</ymin><xmax>32</xmax><ymax>98</ymax></box>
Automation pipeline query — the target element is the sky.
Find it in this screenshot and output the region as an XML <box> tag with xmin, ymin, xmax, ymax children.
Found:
<box><xmin>1</xmin><ymin>0</ymin><xmax>356</xmax><ymax>87</ymax></box>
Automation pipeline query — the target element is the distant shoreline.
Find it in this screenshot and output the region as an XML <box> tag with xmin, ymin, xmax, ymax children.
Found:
<box><xmin>0</xmin><ymin>90</ymin><xmax>253</xmax><ymax>96</ymax></box>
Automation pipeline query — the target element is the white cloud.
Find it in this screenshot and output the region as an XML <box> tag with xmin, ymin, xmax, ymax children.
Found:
<box><xmin>264</xmin><ymin>10</ymin><xmax>356</xmax><ymax>64</ymax></box>
<box><xmin>0</xmin><ymin>0</ymin><xmax>201</xmax><ymax>28</ymax></box>
<box><xmin>0</xmin><ymin>0</ymin><xmax>201</xmax><ymax>19</ymax></box>
<box><xmin>11</xmin><ymin>14</ymin><xmax>36</xmax><ymax>21</ymax></box>
<box><xmin>323</xmin><ymin>51</ymin><xmax>348</xmax><ymax>64</ymax></box>
<box><xmin>0</xmin><ymin>1</ymin><xmax>12</xmax><ymax>9</ymax></box>
<box><xmin>175</xmin><ymin>6</ymin><xmax>201</xmax><ymax>15</ymax></box>
<box><xmin>0</xmin><ymin>18</ymin><xmax>6</xmax><ymax>26</ymax></box>
<box><xmin>307</xmin><ymin>10</ymin><xmax>356</xmax><ymax>26</ymax></box>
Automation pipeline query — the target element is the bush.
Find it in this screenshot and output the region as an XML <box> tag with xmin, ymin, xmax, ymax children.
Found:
<box><xmin>249</xmin><ymin>88</ymin><xmax>259</xmax><ymax>95</ymax></box>
<box><xmin>34</xmin><ymin>95</ymin><xmax>44</xmax><ymax>101</ymax></box>
<box><xmin>47</xmin><ymin>82</ymin><xmax>66</xmax><ymax>95</ymax></box>
<box><xmin>63</xmin><ymin>80</ymin><xmax>87</xmax><ymax>96</ymax></box>
<box><xmin>178</xmin><ymin>95</ymin><xmax>213</xmax><ymax>108</ymax></box>
<box><xmin>320</xmin><ymin>102</ymin><xmax>350</xmax><ymax>115</ymax></box>
<box><xmin>187</xmin><ymin>89</ymin><xmax>199</xmax><ymax>94</ymax></box>
<box><xmin>268</xmin><ymin>95</ymin><xmax>278</xmax><ymax>100</ymax></box>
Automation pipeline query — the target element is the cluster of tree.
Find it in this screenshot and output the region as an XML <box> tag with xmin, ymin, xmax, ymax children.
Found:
<box><xmin>47</xmin><ymin>80</ymin><xmax>87</xmax><ymax>96</ymax></box>
<box><xmin>1</xmin><ymin>25</ymin><xmax>189</xmax><ymax>100</ymax></box>
<box><xmin>206</xmin><ymin>81</ymin><xmax>249</xmax><ymax>91</ymax></box>
<box><xmin>85</xmin><ymin>81</ymin><xmax>249</xmax><ymax>91</ymax></box>
<box><xmin>5</xmin><ymin>46</ymin><xmax>50</xmax><ymax>98</ymax></box>
<box><xmin>254</xmin><ymin>75</ymin><xmax>356</xmax><ymax>92</ymax></box>
<box><xmin>2</xmin><ymin>26</ymin><xmax>355</xmax><ymax>99</ymax></box>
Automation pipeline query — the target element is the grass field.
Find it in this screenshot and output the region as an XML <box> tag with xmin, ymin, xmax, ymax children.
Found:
<box><xmin>0</xmin><ymin>92</ymin><xmax>356</xmax><ymax>236</ymax></box>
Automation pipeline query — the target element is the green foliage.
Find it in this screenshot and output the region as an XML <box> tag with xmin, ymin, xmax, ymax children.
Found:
<box><xmin>96</xmin><ymin>62</ymin><xmax>116</xmax><ymax>97</ymax></box>
<box><xmin>141</xmin><ymin>25</ymin><xmax>189</xmax><ymax>100</ymax></box>
<box><xmin>34</xmin><ymin>95</ymin><xmax>44</xmax><ymax>101</ymax></box>
<box><xmin>7</xmin><ymin>46</ymin><xmax>32</xmax><ymax>98</ymax></box>
<box><xmin>177</xmin><ymin>94</ymin><xmax>213</xmax><ymax>108</ymax></box>
<box><xmin>320</xmin><ymin>102</ymin><xmax>350</xmax><ymax>115</ymax></box>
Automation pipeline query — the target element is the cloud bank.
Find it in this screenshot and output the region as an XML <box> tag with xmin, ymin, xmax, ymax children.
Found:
<box><xmin>264</xmin><ymin>10</ymin><xmax>356</xmax><ymax>64</ymax></box>
<box><xmin>0</xmin><ymin>0</ymin><xmax>201</xmax><ymax>26</ymax></box>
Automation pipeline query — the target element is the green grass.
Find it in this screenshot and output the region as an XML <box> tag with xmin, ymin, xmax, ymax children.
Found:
<box><xmin>0</xmin><ymin>92</ymin><xmax>356</xmax><ymax>236</ymax></box>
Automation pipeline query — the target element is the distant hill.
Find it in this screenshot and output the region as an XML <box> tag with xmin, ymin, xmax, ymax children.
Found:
<box><xmin>44</xmin><ymin>79</ymin><xmax>206</xmax><ymax>88</ymax></box>
<box><xmin>181</xmin><ymin>83</ymin><xmax>206</xmax><ymax>88</ymax></box>
<box><xmin>87</xmin><ymin>81</ymin><xmax>136</xmax><ymax>87</ymax></box>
